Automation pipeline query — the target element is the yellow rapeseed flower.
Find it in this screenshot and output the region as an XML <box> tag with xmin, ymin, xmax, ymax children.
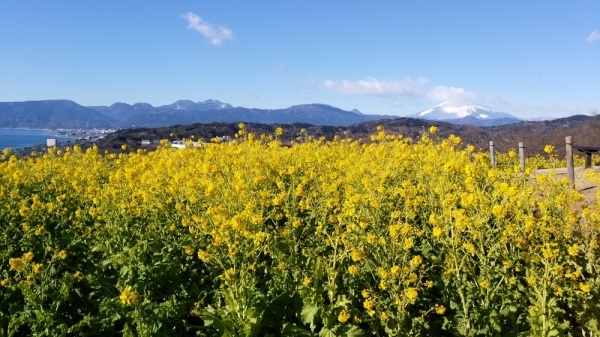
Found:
<box><xmin>491</xmin><ymin>204</ymin><xmax>505</xmax><ymax>218</ymax></box>
<box><xmin>119</xmin><ymin>285</ymin><xmax>138</xmax><ymax>306</ymax></box>
<box><xmin>184</xmin><ymin>246</ymin><xmax>195</xmax><ymax>256</ymax></box>
<box><xmin>351</xmin><ymin>250</ymin><xmax>364</xmax><ymax>262</ymax></box>
<box><xmin>338</xmin><ymin>309</ymin><xmax>351</xmax><ymax>323</ymax></box>
<box><xmin>377</xmin><ymin>267</ymin><xmax>388</xmax><ymax>279</ymax></box>
<box><xmin>33</xmin><ymin>263</ymin><xmax>44</xmax><ymax>273</ymax></box>
<box><xmin>23</xmin><ymin>251</ymin><xmax>34</xmax><ymax>262</ymax></box>
<box><xmin>389</xmin><ymin>224</ymin><xmax>401</xmax><ymax>237</ymax></box>
<box><xmin>366</xmin><ymin>234</ymin><xmax>376</xmax><ymax>244</ymax></box>
<box><xmin>429</xmin><ymin>213</ymin><xmax>441</xmax><ymax>225</ymax></box>
<box><xmin>554</xmin><ymin>287</ymin><xmax>564</xmax><ymax>297</ymax></box>
<box><xmin>223</xmin><ymin>268</ymin><xmax>236</xmax><ymax>281</ymax></box>
<box><xmin>197</xmin><ymin>249</ymin><xmax>211</xmax><ymax>262</ymax></box>
<box><xmin>348</xmin><ymin>265</ymin><xmax>360</xmax><ymax>275</ymax></box>
<box><xmin>410</xmin><ymin>255</ymin><xmax>423</xmax><ymax>268</ymax></box>
<box><xmin>9</xmin><ymin>258</ymin><xmax>25</xmax><ymax>271</ymax></box>
<box><xmin>363</xmin><ymin>298</ymin><xmax>376</xmax><ymax>310</ymax></box>
<box><xmin>405</xmin><ymin>287</ymin><xmax>418</xmax><ymax>300</ymax></box>
<box><xmin>541</xmin><ymin>244</ymin><xmax>559</xmax><ymax>260</ymax></box>
<box><xmin>403</xmin><ymin>237</ymin><xmax>414</xmax><ymax>250</ymax></box>
<box><xmin>579</xmin><ymin>282</ymin><xmax>591</xmax><ymax>294</ymax></box>
<box><xmin>568</xmin><ymin>244</ymin><xmax>579</xmax><ymax>257</ymax></box>
<box><xmin>406</xmin><ymin>272</ymin><xmax>418</xmax><ymax>284</ymax></box>
<box><xmin>462</xmin><ymin>242</ymin><xmax>476</xmax><ymax>256</ymax></box>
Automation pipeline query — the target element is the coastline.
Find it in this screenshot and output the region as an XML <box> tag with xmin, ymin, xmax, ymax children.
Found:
<box><xmin>0</xmin><ymin>128</ymin><xmax>115</xmax><ymax>151</ymax></box>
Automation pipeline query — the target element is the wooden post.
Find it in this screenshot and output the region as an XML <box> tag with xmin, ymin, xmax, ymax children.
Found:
<box><xmin>518</xmin><ymin>142</ymin><xmax>525</xmax><ymax>172</ymax></box>
<box><xmin>566</xmin><ymin>136</ymin><xmax>574</xmax><ymax>184</ymax></box>
<box><xmin>584</xmin><ymin>152</ymin><xmax>592</xmax><ymax>169</ymax></box>
<box><xmin>467</xmin><ymin>145</ymin><xmax>473</xmax><ymax>162</ymax></box>
<box><xmin>489</xmin><ymin>141</ymin><xmax>496</xmax><ymax>166</ymax></box>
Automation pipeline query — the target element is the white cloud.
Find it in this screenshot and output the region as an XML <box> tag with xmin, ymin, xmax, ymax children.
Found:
<box><xmin>321</xmin><ymin>76</ymin><xmax>506</xmax><ymax>112</ymax></box>
<box><xmin>426</xmin><ymin>85</ymin><xmax>479</xmax><ymax>102</ymax></box>
<box><xmin>495</xmin><ymin>101</ymin><xmax>593</xmax><ymax>119</ymax></box>
<box><xmin>587</xmin><ymin>30</ymin><xmax>600</xmax><ymax>43</ymax></box>
<box><xmin>182</xmin><ymin>12</ymin><xmax>233</xmax><ymax>46</ymax></box>
<box><xmin>323</xmin><ymin>77</ymin><xmax>429</xmax><ymax>98</ymax></box>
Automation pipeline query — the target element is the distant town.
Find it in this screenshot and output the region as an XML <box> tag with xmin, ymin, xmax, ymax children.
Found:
<box><xmin>52</xmin><ymin>128</ymin><xmax>117</xmax><ymax>141</ymax></box>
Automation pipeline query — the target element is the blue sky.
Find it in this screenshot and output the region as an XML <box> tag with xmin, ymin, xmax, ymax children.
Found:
<box><xmin>0</xmin><ymin>1</ymin><xmax>598</xmax><ymax>118</ymax></box>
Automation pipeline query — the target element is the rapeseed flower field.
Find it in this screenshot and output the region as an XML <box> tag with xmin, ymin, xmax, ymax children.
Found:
<box><xmin>1</xmin><ymin>125</ymin><xmax>599</xmax><ymax>336</ymax></box>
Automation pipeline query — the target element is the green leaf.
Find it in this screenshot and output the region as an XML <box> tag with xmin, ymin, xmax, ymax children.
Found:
<box><xmin>332</xmin><ymin>324</ymin><xmax>364</xmax><ymax>337</ymax></box>
<box><xmin>281</xmin><ymin>323</ymin><xmax>315</xmax><ymax>337</ymax></box>
<box><xmin>119</xmin><ymin>265</ymin><xmax>130</xmax><ymax>278</ymax></box>
<box><xmin>259</xmin><ymin>291</ymin><xmax>294</xmax><ymax>329</ymax></box>
<box><xmin>301</xmin><ymin>305</ymin><xmax>321</xmax><ymax>329</ymax></box>
<box><xmin>333</xmin><ymin>295</ymin><xmax>351</xmax><ymax>308</ymax></box>
<box><xmin>318</xmin><ymin>328</ymin><xmax>335</xmax><ymax>337</ymax></box>
<box><xmin>585</xmin><ymin>318</ymin><xmax>600</xmax><ymax>334</ymax></box>
<box><xmin>202</xmin><ymin>306</ymin><xmax>235</xmax><ymax>335</ymax></box>
<box><xmin>547</xmin><ymin>329</ymin><xmax>560</xmax><ymax>337</ymax></box>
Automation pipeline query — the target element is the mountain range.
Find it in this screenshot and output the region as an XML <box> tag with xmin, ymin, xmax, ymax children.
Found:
<box><xmin>0</xmin><ymin>99</ymin><xmax>394</xmax><ymax>129</ymax></box>
<box><xmin>0</xmin><ymin>99</ymin><xmax>522</xmax><ymax>129</ymax></box>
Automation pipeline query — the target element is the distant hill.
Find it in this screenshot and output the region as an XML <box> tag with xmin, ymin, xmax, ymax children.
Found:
<box><xmin>11</xmin><ymin>111</ymin><xmax>600</xmax><ymax>167</ymax></box>
<box><xmin>1</xmin><ymin>99</ymin><xmax>393</xmax><ymax>129</ymax></box>
<box><xmin>0</xmin><ymin>100</ymin><xmax>112</xmax><ymax>129</ymax></box>
<box><xmin>90</xmin><ymin>114</ymin><xmax>600</xmax><ymax>162</ymax></box>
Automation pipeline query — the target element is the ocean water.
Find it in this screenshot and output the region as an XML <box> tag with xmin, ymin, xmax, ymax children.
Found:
<box><xmin>0</xmin><ymin>129</ymin><xmax>73</xmax><ymax>150</ymax></box>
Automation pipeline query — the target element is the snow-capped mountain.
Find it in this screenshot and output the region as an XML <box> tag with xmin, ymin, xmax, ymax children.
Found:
<box><xmin>411</xmin><ymin>101</ymin><xmax>521</xmax><ymax>126</ymax></box>
<box><xmin>163</xmin><ymin>99</ymin><xmax>233</xmax><ymax>111</ymax></box>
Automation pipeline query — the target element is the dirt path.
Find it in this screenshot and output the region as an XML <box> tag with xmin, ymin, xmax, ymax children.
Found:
<box><xmin>534</xmin><ymin>166</ymin><xmax>599</xmax><ymax>205</ymax></box>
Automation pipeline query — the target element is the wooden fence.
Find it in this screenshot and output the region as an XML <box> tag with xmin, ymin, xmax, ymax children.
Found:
<box><xmin>486</xmin><ymin>136</ymin><xmax>597</xmax><ymax>184</ymax></box>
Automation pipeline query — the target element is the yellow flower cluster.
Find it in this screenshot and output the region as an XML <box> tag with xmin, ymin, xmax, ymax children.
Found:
<box><xmin>338</xmin><ymin>309</ymin><xmax>351</xmax><ymax>323</ymax></box>
<box><xmin>119</xmin><ymin>285</ymin><xmax>138</xmax><ymax>306</ymax></box>
<box><xmin>0</xmin><ymin>127</ymin><xmax>599</xmax><ymax>336</ymax></box>
<box><xmin>9</xmin><ymin>251</ymin><xmax>34</xmax><ymax>271</ymax></box>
